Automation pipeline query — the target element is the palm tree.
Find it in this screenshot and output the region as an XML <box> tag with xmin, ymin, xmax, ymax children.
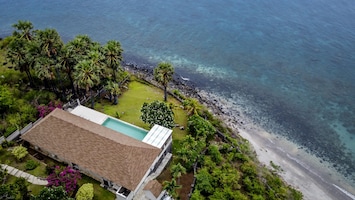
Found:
<box><xmin>34</xmin><ymin>57</ymin><xmax>56</xmax><ymax>91</ymax></box>
<box><xmin>183</xmin><ymin>98</ymin><xmax>202</xmax><ymax>116</ymax></box>
<box><xmin>6</xmin><ymin>38</ymin><xmax>35</xmax><ymax>86</ymax></box>
<box><xmin>66</xmin><ymin>35</ymin><xmax>94</xmax><ymax>63</ymax></box>
<box><xmin>34</xmin><ymin>28</ymin><xmax>63</xmax><ymax>58</ymax></box>
<box><xmin>73</xmin><ymin>60</ymin><xmax>101</xmax><ymax>108</ymax></box>
<box><xmin>87</xmin><ymin>50</ymin><xmax>104</xmax><ymax>69</ymax></box>
<box><xmin>57</xmin><ymin>45</ymin><xmax>77</xmax><ymax>97</ymax></box>
<box><xmin>154</xmin><ymin>62</ymin><xmax>174</xmax><ymax>102</ymax></box>
<box><xmin>12</xmin><ymin>20</ymin><xmax>34</xmax><ymax>41</ymax></box>
<box><xmin>170</xmin><ymin>163</ymin><xmax>187</xmax><ymax>184</ymax></box>
<box><xmin>105</xmin><ymin>81</ymin><xmax>121</xmax><ymax>105</ymax></box>
<box><xmin>163</xmin><ymin>179</ymin><xmax>181</xmax><ymax>199</ymax></box>
<box><xmin>34</xmin><ymin>28</ymin><xmax>65</xmax><ymax>97</ymax></box>
<box><xmin>103</xmin><ymin>40</ymin><xmax>123</xmax><ymax>82</ymax></box>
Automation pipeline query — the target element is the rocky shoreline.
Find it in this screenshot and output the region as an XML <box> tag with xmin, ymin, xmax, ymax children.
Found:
<box><xmin>123</xmin><ymin>62</ymin><xmax>247</xmax><ymax>133</ymax></box>
<box><xmin>123</xmin><ymin>62</ymin><xmax>355</xmax><ymax>200</ymax></box>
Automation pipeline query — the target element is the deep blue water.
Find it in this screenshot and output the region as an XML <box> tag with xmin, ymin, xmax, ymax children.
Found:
<box><xmin>1</xmin><ymin>0</ymin><xmax>355</xmax><ymax>188</ymax></box>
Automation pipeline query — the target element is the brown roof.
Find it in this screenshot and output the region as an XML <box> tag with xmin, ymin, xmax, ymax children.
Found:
<box><xmin>21</xmin><ymin>108</ymin><xmax>161</xmax><ymax>191</ymax></box>
<box><xmin>144</xmin><ymin>179</ymin><xmax>163</xmax><ymax>198</ymax></box>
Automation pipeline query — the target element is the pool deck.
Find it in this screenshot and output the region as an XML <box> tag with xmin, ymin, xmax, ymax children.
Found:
<box><xmin>70</xmin><ymin>105</ymin><xmax>108</xmax><ymax>125</ymax></box>
<box><xmin>70</xmin><ymin>105</ymin><xmax>172</xmax><ymax>149</ymax></box>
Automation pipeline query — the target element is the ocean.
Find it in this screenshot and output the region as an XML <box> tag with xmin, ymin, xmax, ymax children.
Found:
<box><xmin>1</xmin><ymin>0</ymin><xmax>354</xmax><ymax>197</ymax></box>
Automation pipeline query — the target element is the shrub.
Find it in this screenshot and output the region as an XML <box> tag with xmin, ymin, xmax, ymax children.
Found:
<box><xmin>187</xmin><ymin>115</ymin><xmax>215</xmax><ymax>141</ymax></box>
<box><xmin>1</xmin><ymin>140</ymin><xmax>15</xmax><ymax>148</ymax></box>
<box><xmin>76</xmin><ymin>183</ymin><xmax>94</xmax><ymax>200</ymax></box>
<box><xmin>11</xmin><ymin>145</ymin><xmax>28</xmax><ymax>161</ymax></box>
<box><xmin>25</xmin><ymin>159</ymin><xmax>39</xmax><ymax>170</ymax></box>
<box><xmin>140</xmin><ymin>100</ymin><xmax>175</xmax><ymax>129</ymax></box>
<box><xmin>47</xmin><ymin>166</ymin><xmax>81</xmax><ymax>194</ymax></box>
<box><xmin>37</xmin><ymin>100</ymin><xmax>63</xmax><ymax>118</ymax></box>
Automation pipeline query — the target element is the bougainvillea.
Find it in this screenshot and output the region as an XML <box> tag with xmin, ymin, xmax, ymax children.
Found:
<box><xmin>46</xmin><ymin>166</ymin><xmax>81</xmax><ymax>194</ymax></box>
<box><xmin>37</xmin><ymin>101</ymin><xmax>62</xmax><ymax>117</ymax></box>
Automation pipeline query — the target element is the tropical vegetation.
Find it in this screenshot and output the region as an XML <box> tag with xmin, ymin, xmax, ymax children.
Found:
<box><xmin>0</xmin><ymin>20</ymin><xmax>302</xmax><ymax>200</ymax></box>
<box><xmin>154</xmin><ymin>62</ymin><xmax>174</xmax><ymax>101</ymax></box>
<box><xmin>140</xmin><ymin>100</ymin><xmax>175</xmax><ymax>129</ymax></box>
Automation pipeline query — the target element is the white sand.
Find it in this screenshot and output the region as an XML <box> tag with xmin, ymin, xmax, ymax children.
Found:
<box><xmin>236</xmin><ymin>125</ymin><xmax>355</xmax><ymax>200</ymax></box>
<box><xmin>194</xmin><ymin>89</ymin><xmax>355</xmax><ymax>200</ymax></box>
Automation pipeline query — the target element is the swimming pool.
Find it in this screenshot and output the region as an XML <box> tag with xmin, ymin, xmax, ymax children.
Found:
<box><xmin>102</xmin><ymin>118</ymin><xmax>148</xmax><ymax>141</ymax></box>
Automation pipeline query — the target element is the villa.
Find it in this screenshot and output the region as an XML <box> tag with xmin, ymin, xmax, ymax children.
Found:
<box><xmin>21</xmin><ymin>105</ymin><xmax>173</xmax><ymax>200</ymax></box>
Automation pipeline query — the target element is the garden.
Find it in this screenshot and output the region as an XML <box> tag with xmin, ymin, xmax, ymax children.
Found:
<box><xmin>0</xmin><ymin>20</ymin><xmax>303</xmax><ymax>200</ymax></box>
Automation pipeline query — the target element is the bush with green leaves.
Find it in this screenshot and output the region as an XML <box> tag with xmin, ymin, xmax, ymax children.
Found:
<box><xmin>11</xmin><ymin>145</ymin><xmax>28</xmax><ymax>161</ymax></box>
<box><xmin>25</xmin><ymin>159</ymin><xmax>39</xmax><ymax>170</ymax></box>
<box><xmin>187</xmin><ymin>114</ymin><xmax>215</xmax><ymax>141</ymax></box>
<box><xmin>32</xmin><ymin>186</ymin><xmax>72</xmax><ymax>200</ymax></box>
<box><xmin>140</xmin><ymin>100</ymin><xmax>175</xmax><ymax>129</ymax></box>
<box><xmin>76</xmin><ymin>183</ymin><xmax>94</xmax><ymax>200</ymax></box>
<box><xmin>1</xmin><ymin>140</ymin><xmax>15</xmax><ymax>148</ymax></box>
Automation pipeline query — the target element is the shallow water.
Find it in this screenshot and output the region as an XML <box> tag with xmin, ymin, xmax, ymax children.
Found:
<box><xmin>1</xmin><ymin>0</ymin><xmax>355</xmax><ymax>190</ymax></box>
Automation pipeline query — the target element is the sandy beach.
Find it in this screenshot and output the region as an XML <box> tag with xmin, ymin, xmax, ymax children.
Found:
<box><xmin>191</xmin><ymin>88</ymin><xmax>355</xmax><ymax>200</ymax></box>
<box><xmin>237</xmin><ymin>126</ymin><xmax>355</xmax><ymax>200</ymax></box>
<box><xmin>126</xmin><ymin>64</ymin><xmax>355</xmax><ymax>200</ymax></box>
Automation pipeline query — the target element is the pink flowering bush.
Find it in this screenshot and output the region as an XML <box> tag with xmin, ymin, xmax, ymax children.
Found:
<box><xmin>47</xmin><ymin>166</ymin><xmax>81</xmax><ymax>194</ymax></box>
<box><xmin>37</xmin><ymin>101</ymin><xmax>62</xmax><ymax>117</ymax></box>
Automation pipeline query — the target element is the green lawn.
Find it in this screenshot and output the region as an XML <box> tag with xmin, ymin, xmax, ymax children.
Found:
<box><xmin>0</xmin><ymin>148</ymin><xmax>47</xmax><ymax>178</ymax></box>
<box><xmin>94</xmin><ymin>78</ymin><xmax>188</xmax><ymax>141</ymax></box>
<box><xmin>0</xmin><ymin>76</ymin><xmax>189</xmax><ymax>199</ymax></box>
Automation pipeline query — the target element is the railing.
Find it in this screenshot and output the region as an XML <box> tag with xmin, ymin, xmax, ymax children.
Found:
<box><xmin>0</xmin><ymin>117</ymin><xmax>43</xmax><ymax>144</ymax></box>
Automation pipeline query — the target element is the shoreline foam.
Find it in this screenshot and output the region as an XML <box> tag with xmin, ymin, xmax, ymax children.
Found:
<box><xmin>124</xmin><ymin>63</ymin><xmax>355</xmax><ymax>200</ymax></box>
<box><xmin>195</xmin><ymin>89</ymin><xmax>355</xmax><ymax>200</ymax></box>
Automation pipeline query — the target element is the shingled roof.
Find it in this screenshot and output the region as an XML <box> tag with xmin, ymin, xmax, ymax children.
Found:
<box><xmin>21</xmin><ymin>108</ymin><xmax>161</xmax><ymax>191</ymax></box>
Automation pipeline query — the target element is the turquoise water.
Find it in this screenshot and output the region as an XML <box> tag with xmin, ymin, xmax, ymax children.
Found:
<box><xmin>102</xmin><ymin>118</ymin><xmax>147</xmax><ymax>141</ymax></box>
<box><xmin>1</xmin><ymin>0</ymin><xmax>355</xmax><ymax>190</ymax></box>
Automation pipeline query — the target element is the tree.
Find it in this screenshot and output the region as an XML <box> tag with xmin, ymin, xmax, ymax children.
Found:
<box><xmin>190</xmin><ymin>189</ymin><xmax>205</xmax><ymax>200</ymax></box>
<box><xmin>154</xmin><ymin>62</ymin><xmax>174</xmax><ymax>101</ymax></box>
<box><xmin>105</xmin><ymin>81</ymin><xmax>121</xmax><ymax>105</ymax></box>
<box><xmin>73</xmin><ymin>60</ymin><xmax>101</xmax><ymax>108</ymax></box>
<box><xmin>103</xmin><ymin>40</ymin><xmax>123</xmax><ymax>82</ymax></box>
<box><xmin>187</xmin><ymin>115</ymin><xmax>215</xmax><ymax>142</ymax></box>
<box><xmin>46</xmin><ymin>166</ymin><xmax>81</xmax><ymax>195</ymax></box>
<box><xmin>66</xmin><ymin>35</ymin><xmax>94</xmax><ymax>62</ymax></box>
<box><xmin>7</xmin><ymin>21</ymin><xmax>37</xmax><ymax>86</ymax></box>
<box><xmin>170</xmin><ymin>163</ymin><xmax>186</xmax><ymax>184</ymax></box>
<box><xmin>176</xmin><ymin>135</ymin><xmax>206</xmax><ymax>170</ymax></box>
<box><xmin>0</xmin><ymin>168</ymin><xmax>8</xmax><ymax>184</ymax></box>
<box><xmin>207</xmin><ymin>145</ymin><xmax>222</xmax><ymax>163</ymax></box>
<box><xmin>34</xmin><ymin>57</ymin><xmax>56</xmax><ymax>91</ymax></box>
<box><xmin>195</xmin><ymin>167</ymin><xmax>214</xmax><ymax>195</ymax></box>
<box><xmin>140</xmin><ymin>100</ymin><xmax>175</xmax><ymax>129</ymax></box>
<box><xmin>183</xmin><ymin>98</ymin><xmax>202</xmax><ymax>116</ymax></box>
<box><xmin>34</xmin><ymin>28</ymin><xmax>63</xmax><ymax>58</ymax></box>
<box><xmin>12</xmin><ymin>145</ymin><xmax>28</xmax><ymax>161</ymax></box>
<box><xmin>32</xmin><ymin>186</ymin><xmax>72</xmax><ymax>200</ymax></box>
<box><xmin>0</xmin><ymin>184</ymin><xmax>17</xmax><ymax>200</ymax></box>
<box><xmin>64</xmin><ymin>35</ymin><xmax>96</xmax><ymax>96</ymax></box>
<box><xmin>58</xmin><ymin>45</ymin><xmax>77</xmax><ymax>97</ymax></box>
<box><xmin>75</xmin><ymin>183</ymin><xmax>94</xmax><ymax>200</ymax></box>
<box><xmin>15</xmin><ymin>177</ymin><xmax>29</xmax><ymax>200</ymax></box>
<box><xmin>0</xmin><ymin>85</ymin><xmax>14</xmax><ymax>117</ymax></box>
<box><xmin>12</xmin><ymin>20</ymin><xmax>34</xmax><ymax>41</ymax></box>
<box><xmin>163</xmin><ymin>179</ymin><xmax>181</xmax><ymax>199</ymax></box>
<box><xmin>6</xmin><ymin>37</ymin><xmax>35</xmax><ymax>86</ymax></box>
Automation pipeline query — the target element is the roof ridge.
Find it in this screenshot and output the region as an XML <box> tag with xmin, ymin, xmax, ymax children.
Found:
<box><xmin>52</xmin><ymin>109</ymin><xmax>160</xmax><ymax>150</ymax></box>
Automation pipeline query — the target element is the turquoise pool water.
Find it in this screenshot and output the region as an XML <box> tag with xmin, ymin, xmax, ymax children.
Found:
<box><xmin>102</xmin><ymin>118</ymin><xmax>148</xmax><ymax>141</ymax></box>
